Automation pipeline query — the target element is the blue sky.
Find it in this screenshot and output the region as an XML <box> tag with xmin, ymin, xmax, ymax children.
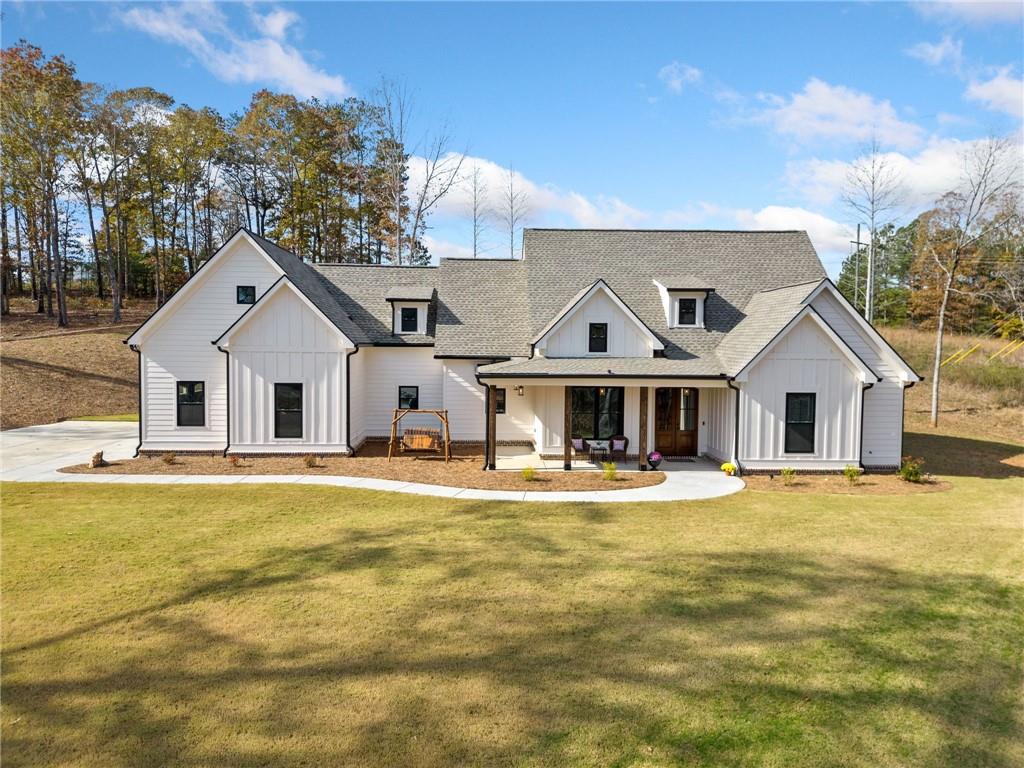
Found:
<box><xmin>5</xmin><ymin>1</ymin><xmax>1023</xmax><ymax>274</ymax></box>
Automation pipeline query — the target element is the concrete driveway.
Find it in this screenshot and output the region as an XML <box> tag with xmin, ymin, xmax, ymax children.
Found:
<box><xmin>1</xmin><ymin>421</ymin><xmax>138</xmax><ymax>481</ymax></box>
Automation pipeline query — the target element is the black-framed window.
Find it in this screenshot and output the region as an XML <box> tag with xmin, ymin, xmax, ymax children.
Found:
<box><xmin>785</xmin><ymin>393</ymin><xmax>816</xmax><ymax>453</ymax></box>
<box><xmin>398</xmin><ymin>385</ymin><xmax>419</xmax><ymax>410</ymax></box>
<box><xmin>495</xmin><ymin>388</ymin><xmax>506</xmax><ymax>414</ymax></box>
<box><xmin>237</xmin><ymin>285</ymin><xmax>256</xmax><ymax>304</ymax></box>
<box><xmin>400</xmin><ymin>306</ymin><xmax>418</xmax><ymax>333</ymax></box>
<box><xmin>678</xmin><ymin>298</ymin><xmax>697</xmax><ymax>326</ymax></box>
<box><xmin>570</xmin><ymin>386</ymin><xmax>624</xmax><ymax>440</ymax></box>
<box><xmin>176</xmin><ymin>381</ymin><xmax>205</xmax><ymax>427</ymax></box>
<box><xmin>588</xmin><ymin>322</ymin><xmax>608</xmax><ymax>353</ymax></box>
<box><xmin>274</xmin><ymin>383</ymin><xmax>303</xmax><ymax>439</ymax></box>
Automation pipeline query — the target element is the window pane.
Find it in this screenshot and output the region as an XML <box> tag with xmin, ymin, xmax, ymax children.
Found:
<box><xmin>680</xmin><ymin>388</ymin><xmax>697</xmax><ymax>431</ymax></box>
<box><xmin>588</xmin><ymin>323</ymin><xmax>608</xmax><ymax>353</ymax></box>
<box><xmin>275</xmin><ymin>410</ymin><xmax>303</xmax><ymax>439</ymax></box>
<box><xmin>785</xmin><ymin>393</ymin><xmax>815</xmax><ymax>453</ymax></box>
<box><xmin>495</xmin><ymin>388</ymin><xmax>506</xmax><ymax>414</ymax></box>
<box><xmin>399</xmin><ymin>386</ymin><xmax>419</xmax><ymax>409</ymax></box>
<box><xmin>401</xmin><ymin>307</ymin><xmax>418</xmax><ymax>332</ymax></box>
<box><xmin>237</xmin><ymin>286</ymin><xmax>255</xmax><ymax>304</ymax></box>
<box><xmin>274</xmin><ymin>383</ymin><xmax>303</xmax><ymax>439</ymax></box>
<box><xmin>177</xmin><ymin>381</ymin><xmax>205</xmax><ymax>426</ymax></box>
<box><xmin>571</xmin><ymin>387</ymin><xmax>595</xmax><ymax>439</ymax></box>
<box><xmin>595</xmin><ymin>387</ymin><xmax>624</xmax><ymax>439</ymax></box>
<box><xmin>678</xmin><ymin>298</ymin><xmax>697</xmax><ymax>325</ymax></box>
<box><xmin>275</xmin><ymin>383</ymin><xmax>302</xmax><ymax>410</ymax></box>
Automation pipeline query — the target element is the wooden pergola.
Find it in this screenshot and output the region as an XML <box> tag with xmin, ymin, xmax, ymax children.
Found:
<box><xmin>387</xmin><ymin>408</ymin><xmax>452</xmax><ymax>463</ymax></box>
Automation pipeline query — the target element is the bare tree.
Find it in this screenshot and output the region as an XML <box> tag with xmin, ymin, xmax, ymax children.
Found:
<box><xmin>843</xmin><ymin>138</ymin><xmax>903</xmax><ymax>322</ymax></box>
<box><xmin>374</xmin><ymin>79</ymin><xmax>412</xmax><ymax>264</ymax></box>
<box><xmin>921</xmin><ymin>136</ymin><xmax>1020</xmax><ymax>427</ymax></box>
<box><xmin>501</xmin><ymin>166</ymin><xmax>529</xmax><ymax>259</ymax></box>
<box><xmin>409</xmin><ymin>129</ymin><xmax>464</xmax><ymax>257</ymax></box>
<box><xmin>465</xmin><ymin>163</ymin><xmax>490</xmax><ymax>258</ymax></box>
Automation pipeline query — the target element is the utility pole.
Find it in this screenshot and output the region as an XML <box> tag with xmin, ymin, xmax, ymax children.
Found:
<box><xmin>865</xmin><ymin>224</ymin><xmax>875</xmax><ymax>323</ymax></box>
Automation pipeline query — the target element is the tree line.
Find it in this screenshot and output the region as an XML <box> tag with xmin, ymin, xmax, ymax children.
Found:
<box><xmin>0</xmin><ymin>41</ymin><xmax>488</xmax><ymax>324</ymax></box>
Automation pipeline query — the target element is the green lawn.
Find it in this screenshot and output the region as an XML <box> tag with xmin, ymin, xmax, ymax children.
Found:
<box><xmin>2</xmin><ymin>449</ymin><xmax>1023</xmax><ymax>766</ymax></box>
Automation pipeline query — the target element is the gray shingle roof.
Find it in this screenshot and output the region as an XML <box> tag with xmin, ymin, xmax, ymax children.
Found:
<box><xmin>252</xmin><ymin>229</ymin><xmax>829</xmax><ymax>374</ymax></box>
<box><xmin>715</xmin><ymin>280</ymin><xmax>823</xmax><ymax>373</ymax></box>
<box><xmin>385</xmin><ymin>286</ymin><xmax>435</xmax><ymax>302</ymax></box>
<box><xmin>311</xmin><ymin>263</ymin><xmax>439</xmax><ymax>345</ymax></box>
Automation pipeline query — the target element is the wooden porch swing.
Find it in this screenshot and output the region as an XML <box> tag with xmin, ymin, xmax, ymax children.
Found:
<box><xmin>387</xmin><ymin>408</ymin><xmax>452</xmax><ymax>463</ymax></box>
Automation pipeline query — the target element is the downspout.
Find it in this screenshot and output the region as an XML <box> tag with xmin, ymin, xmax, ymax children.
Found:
<box><xmin>474</xmin><ymin>368</ymin><xmax>492</xmax><ymax>471</ymax></box>
<box><xmin>345</xmin><ymin>346</ymin><xmax>360</xmax><ymax>456</ymax></box>
<box><xmin>899</xmin><ymin>380</ymin><xmax>916</xmax><ymax>467</ymax></box>
<box><xmin>130</xmin><ymin>344</ymin><xmax>142</xmax><ymax>457</ymax></box>
<box><xmin>726</xmin><ymin>377</ymin><xmax>741</xmax><ymax>476</ymax></box>
<box><xmin>858</xmin><ymin>381</ymin><xmax>875</xmax><ymax>471</ymax></box>
<box><xmin>215</xmin><ymin>344</ymin><xmax>230</xmax><ymax>457</ymax></box>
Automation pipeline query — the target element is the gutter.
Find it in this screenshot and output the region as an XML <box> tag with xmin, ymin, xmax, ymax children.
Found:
<box><xmin>214</xmin><ymin>343</ymin><xmax>230</xmax><ymax>456</ymax></box>
<box><xmin>345</xmin><ymin>345</ymin><xmax>360</xmax><ymax>455</ymax></box>
<box><xmin>130</xmin><ymin>344</ymin><xmax>142</xmax><ymax>457</ymax></box>
<box><xmin>726</xmin><ymin>377</ymin><xmax>741</xmax><ymax>476</ymax></box>
<box><xmin>474</xmin><ymin>367</ymin><xmax>494</xmax><ymax>471</ymax></box>
<box><xmin>858</xmin><ymin>381</ymin><xmax>875</xmax><ymax>471</ymax></box>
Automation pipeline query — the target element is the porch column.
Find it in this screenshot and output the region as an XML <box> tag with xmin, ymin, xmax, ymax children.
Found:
<box><xmin>487</xmin><ymin>384</ymin><xmax>497</xmax><ymax>470</ymax></box>
<box><xmin>638</xmin><ymin>386</ymin><xmax>649</xmax><ymax>471</ymax></box>
<box><xmin>563</xmin><ymin>386</ymin><xmax>571</xmax><ymax>471</ymax></box>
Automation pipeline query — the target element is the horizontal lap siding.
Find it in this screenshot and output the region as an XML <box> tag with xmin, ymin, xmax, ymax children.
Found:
<box><xmin>443</xmin><ymin>361</ymin><xmax>485</xmax><ymax>441</ymax></box>
<box><xmin>229</xmin><ymin>288</ymin><xmax>348</xmax><ymax>450</ymax></box>
<box><xmin>811</xmin><ymin>290</ymin><xmax>904</xmax><ymax>467</ymax></box>
<box><xmin>740</xmin><ymin>316</ymin><xmax>861</xmax><ymax>464</ymax></box>
<box><xmin>349</xmin><ymin>350</ymin><xmax>367</xmax><ymax>448</ymax></box>
<box><xmin>361</xmin><ymin>348</ymin><xmax>445</xmax><ymax>436</ymax></box>
<box><xmin>141</xmin><ymin>240</ymin><xmax>280</xmax><ymax>450</ymax></box>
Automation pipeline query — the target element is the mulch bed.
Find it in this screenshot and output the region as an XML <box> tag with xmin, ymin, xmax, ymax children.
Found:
<box><xmin>742</xmin><ymin>473</ymin><xmax>952</xmax><ymax>495</ymax></box>
<box><xmin>62</xmin><ymin>444</ymin><xmax>666</xmax><ymax>492</ymax></box>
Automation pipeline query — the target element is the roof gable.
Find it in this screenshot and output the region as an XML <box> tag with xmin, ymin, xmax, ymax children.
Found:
<box><xmin>214</xmin><ymin>277</ymin><xmax>354</xmax><ymax>348</ymax></box>
<box><xmin>532</xmin><ymin>279</ymin><xmax>664</xmax><ymax>352</ymax></box>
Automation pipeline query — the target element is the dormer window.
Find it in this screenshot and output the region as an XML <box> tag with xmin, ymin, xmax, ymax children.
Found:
<box><xmin>677</xmin><ymin>298</ymin><xmax>697</xmax><ymax>326</ymax></box>
<box><xmin>401</xmin><ymin>307</ymin><xmax>418</xmax><ymax>333</ymax></box>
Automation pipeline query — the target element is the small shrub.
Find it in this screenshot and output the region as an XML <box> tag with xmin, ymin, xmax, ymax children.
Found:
<box><xmin>781</xmin><ymin>467</ymin><xmax>796</xmax><ymax>486</ymax></box>
<box><xmin>227</xmin><ymin>454</ymin><xmax>241</xmax><ymax>468</ymax></box>
<box><xmin>843</xmin><ymin>465</ymin><xmax>861</xmax><ymax>484</ymax></box>
<box><xmin>720</xmin><ymin>462</ymin><xmax>736</xmax><ymax>476</ymax></box>
<box><xmin>303</xmin><ymin>454</ymin><xmax>319</xmax><ymax>469</ymax></box>
<box><xmin>899</xmin><ymin>455</ymin><xmax>925</xmax><ymax>483</ymax></box>
<box><xmin>602</xmin><ymin>462</ymin><xmax>617</xmax><ymax>481</ymax></box>
<box><xmin>521</xmin><ymin>466</ymin><xmax>537</xmax><ymax>482</ymax></box>
<box><xmin>161</xmin><ymin>452</ymin><xmax>176</xmax><ymax>465</ymax></box>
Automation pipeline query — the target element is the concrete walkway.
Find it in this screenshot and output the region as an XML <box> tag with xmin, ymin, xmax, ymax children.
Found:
<box><xmin>1</xmin><ymin>421</ymin><xmax>745</xmax><ymax>503</ymax></box>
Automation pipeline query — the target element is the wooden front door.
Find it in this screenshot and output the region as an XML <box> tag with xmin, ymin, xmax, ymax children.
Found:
<box><xmin>654</xmin><ymin>387</ymin><xmax>699</xmax><ymax>456</ymax></box>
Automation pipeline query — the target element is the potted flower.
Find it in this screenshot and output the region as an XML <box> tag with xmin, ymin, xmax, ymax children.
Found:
<box><xmin>720</xmin><ymin>462</ymin><xmax>737</xmax><ymax>476</ymax></box>
<box><xmin>647</xmin><ymin>451</ymin><xmax>663</xmax><ymax>469</ymax></box>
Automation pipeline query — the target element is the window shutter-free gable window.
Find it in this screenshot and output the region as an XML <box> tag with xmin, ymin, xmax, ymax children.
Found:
<box><xmin>176</xmin><ymin>381</ymin><xmax>205</xmax><ymax>427</ymax></box>
<box><xmin>678</xmin><ymin>298</ymin><xmax>697</xmax><ymax>326</ymax></box>
<box><xmin>785</xmin><ymin>392</ymin><xmax>816</xmax><ymax>453</ymax></box>
<box><xmin>400</xmin><ymin>307</ymin><xmax>418</xmax><ymax>333</ymax></box>
<box><xmin>274</xmin><ymin>383</ymin><xmax>303</xmax><ymax>439</ymax></box>
<box><xmin>588</xmin><ymin>322</ymin><xmax>608</xmax><ymax>353</ymax></box>
<box><xmin>237</xmin><ymin>285</ymin><xmax>256</xmax><ymax>304</ymax></box>
<box><xmin>398</xmin><ymin>386</ymin><xmax>419</xmax><ymax>410</ymax></box>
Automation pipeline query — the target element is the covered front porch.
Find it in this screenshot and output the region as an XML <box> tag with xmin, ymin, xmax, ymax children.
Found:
<box><xmin>478</xmin><ymin>375</ymin><xmax>736</xmax><ymax>471</ymax></box>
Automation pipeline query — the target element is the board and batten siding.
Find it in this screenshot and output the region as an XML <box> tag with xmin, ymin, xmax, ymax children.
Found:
<box><xmin>139</xmin><ymin>239</ymin><xmax>281</xmax><ymax>451</ymax></box>
<box><xmin>703</xmin><ymin>386</ymin><xmax>734</xmax><ymax>463</ymax></box>
<box><xmin>810</xmin><ymin>290</ymin><xmax>905</xmax><ymax>467</ymax></box>
<box><xmin>738</xmin><ymin>315</ymin><xmax>863</xmax><ymax>470</ymax></box>
<box><xmin>539</xmin><ymin>290</ymin><xmax>653</xmax><ymax>358</ymax></box>
<box><xmin>227</xmin><ymin>287</ymin><xmax>350</xmax><ymax>452</ymax></box>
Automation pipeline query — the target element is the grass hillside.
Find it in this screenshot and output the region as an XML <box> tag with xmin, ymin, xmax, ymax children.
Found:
<box><xmin>884</xmin><ymin>327</ymin><xmax>1024</xmax><ymax>446</ymax></box>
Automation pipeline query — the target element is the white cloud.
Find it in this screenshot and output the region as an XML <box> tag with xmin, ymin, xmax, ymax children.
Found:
<box><xmin>965</xmin><ymin>68</ymin><xmax>1024</xmax><ymax>118</ymax></box>
<box><xmin>733</xmin><ymin>206</ymin><xmax>854</xmax><ymax>255</ymax></box>
<box><xmin>905</xmin><ymin>35</ymin><xmax>963</xmax><ymax>72</ymax></box>
<box><xmin>119</xmin><ymin>3</ymin><xmax>351</xmax><ymax>100</ymax></box>
<box><xmin>252</xmin><ymin>7</ymin><xmax>299</xmax><ymax>40</ymax></box>
<box><xmin>755</xmin><ymin>78</ymin><xmax>924</xmax><ymax>150</ymax></box>
<box><xmin>913</xmin><ymin>1</ymin><xmax>1023</xmax><ymax>25</ymax></box>
<box><xmin>658</xmin><ymin>61</ymin><xmax>703</xmax><ymax>94</ymax></box>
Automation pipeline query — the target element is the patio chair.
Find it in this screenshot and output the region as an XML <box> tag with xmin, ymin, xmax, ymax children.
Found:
<box><xmin>606</xmin><ymin>435</ymin><xmax>629</xmax><ymax>463</ymax></box>
<box><xmin>570</xmin><ymin>436</ymin><xmax>589</xmax><ymax>459</ymax></box>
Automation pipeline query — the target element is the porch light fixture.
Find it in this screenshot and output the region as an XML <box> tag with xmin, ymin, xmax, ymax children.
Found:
<box><xmin>516</xmin><ymin>385</ymin><xmax>525</xmax><ymax>396</ymax></box>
